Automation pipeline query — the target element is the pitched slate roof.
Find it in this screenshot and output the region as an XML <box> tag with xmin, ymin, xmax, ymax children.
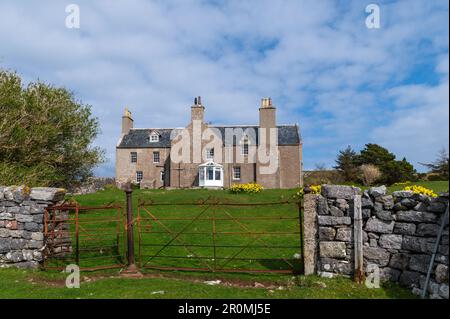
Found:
<box><xmin>117</xmin><ymin>125</ymin><xmax>301</xmax><ymax>149</ymax></box>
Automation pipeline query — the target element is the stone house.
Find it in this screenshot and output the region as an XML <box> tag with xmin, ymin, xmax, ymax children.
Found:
<box><xmin>115</xmin><ymin>97</ymin><xmax>303</xmax><ymax>189</ymax></box>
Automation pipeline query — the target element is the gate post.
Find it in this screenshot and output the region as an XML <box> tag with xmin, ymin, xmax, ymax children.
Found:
<box><xmin>121</xmin><ymin>183</ymin><xmax>142</xmax><ymax>277</ymax></box>
<box><xmin>302</xmin><ymin>188</ymin><xmax>319</xmax><ymax>275</ymax></box>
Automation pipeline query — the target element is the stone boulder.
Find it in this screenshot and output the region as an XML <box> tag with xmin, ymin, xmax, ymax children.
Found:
<box><xmin>376</xmin><ymin>195</ymin><xmax>394</xmax><ymax>210</ymax></box>
<box><xmin>416</xmin><ymin>223</ymin><xmax>440</xmax><ymax>237</ymax></box>
<box><xmin>379</xmin><ymin>234</ymin><xmax>403</xmax><ymax>250</ymax></box>
<box><xmin>396</xmin><ymin>211</ymin><xmax>438</xmax><ymax>223</ymax></box>
<box><xmin>364</xmin><ymin>217</ymin><xmax>394</xmax><ymax>234</ymax></box>
<box><xmin>319</xmin><ymin>242</ymin><xmax>347</xmax><ymax>259</ymax></box>
<box><xmin>389</xmin><ymin>253</ymin><xmax>410</xmax><ymax>270</ymax></box>
<box><xmin>319</xmin><ymin>227</ymin><xmax>336</xmax><ymax>241</ymax></box>
<box><xmin>363</xmin><ymin>246</ymin><xmax>390</xmax><ymax>266</ymax></box>
<box><xmin>392</xmin><ymin>190</ymin><xmax>414</xmax><ymax>199</ymax></box>
<box><xmin>394</xmin><ymin>223</ymin><xmax>416</xmax><ymax>235</ymax></box>
<box><xmin>321</xmin><ymin>185</ymin><xmax>361</xmax><ymax>200</ymax></box>
<box><xmin>369</xmin><ymin>186</ymin><xmax>387</xmax><ymax>197</ymax></box>
<box><xmin>435</xmin><ymin>264</ymin><xmax>448</xmax><ymax>284</ymax></box>
<box><xmin>318</xmin><ymin>216</ymin><xmax>352</xmax><ymax>226</ymax></box>
<box><xmin>317</xmin><ymin>196</ymin><xmax>329</xmax><ymax>215</ymax></box>
<box><xmin>29</xmin><ymin>187</ymin><xmax>66</xmax><ymax>202</ymax></box>
<box><xmin>335</xmin><ymin>227</ymin><xmax>353</xmax><ymax>242</ymax></box>
<box><xmin>409</xmin><ymin>254</ymin><xmax>431</xmax><ymax>273</ymax></box>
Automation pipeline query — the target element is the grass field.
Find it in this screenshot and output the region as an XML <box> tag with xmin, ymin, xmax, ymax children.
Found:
<box><xmin>3</xmin><ymin>181</ymin><xmax>447</xmax><ymax>299</ymax></box>
<box><xmin>0</xmin><ymin>267</ymin><xmax>414</xmax><ymax>299</ymax></box>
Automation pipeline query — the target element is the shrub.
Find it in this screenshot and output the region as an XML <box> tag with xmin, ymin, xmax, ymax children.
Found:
<box><xmin>359</xmin><ymin>164</ymin><xmax>381</xmax><ymax>186</ymax></box>
<box><xmin>230</xmin><ymin>183</ymin><xmax>263</xmax><ymax>194</ymax></box>
<box><xmin>403</xmin><ymin>185</ymin><xmax>438</xmax><ymax>198</ymax></box>
<box><xmin>427</xmin><ymin>174</ymin><xmax>447</xmax><ymax>181</ymax></box>
<box><xmin>304</xmin><ymin>170</ymin><xmax>344</xmax><ymax>185</ymax></box>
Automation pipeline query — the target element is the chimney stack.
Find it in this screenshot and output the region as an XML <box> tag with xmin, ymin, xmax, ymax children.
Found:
<box><xmin>191</xmin><ymin>96</ymin><xmax>205</xmax><ymax>123</ymax></box>
<box><xmin>259</xmin><ymin>97</ymin><xmax>276</xmax><ymax>129</ymax></box>
<box><xmin>122</xmin><ymin>107</ymin><xmax>134</xmax><ymax>134</ymax></box>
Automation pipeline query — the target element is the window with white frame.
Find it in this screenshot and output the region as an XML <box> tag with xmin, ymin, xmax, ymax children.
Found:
<box><xmin>153</xmin><ymin>151</ymin><xmax>160</xmax><ymax>163</ymax></box>
<box><xmin>136</xmin><ymin>171</ymin><xmax>143</xmax><ymax>183</ymax></box>
<box><xmin>241</xmin><ymin>138</ymin><xmax>249</xmax><ymax>155</ymax></box>
<box><xmin>130</xmin><ymin>152</ymin><xmax>137</xmax><ymax>163</ymax></box>
<box><xmin>149</xmin><ymin>133</ymin><xmax>159</xmax><ymax>142</ymax></box>
<box><xmin>206</xmin><ymin>148</ymin><xmax>214</xmax><ymax>160</ymax></box>
<box><xmin>160</xmin><ymin>171</ymin><xmax>165</xmax><ymax>182</ymax></box>
<box><xmin>206</xmin><ymin>166</ymin><xmax>214</xmax><ymax>180</ymax></box>
<box><xmin>233</xmin><ymin>166</ymin><xmax>241</xmax><ymax>180</ymax></box>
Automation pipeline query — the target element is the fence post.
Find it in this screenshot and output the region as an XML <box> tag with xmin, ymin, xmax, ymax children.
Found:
<box><xmin>121</xmin><ymin>183</ymin><xmax>142</xmax><ymax>277</ymax></box>
<box><xmin>353</xmin><ymin>195</ymin><xmax>364</xmax><ymax>284</ymax></box>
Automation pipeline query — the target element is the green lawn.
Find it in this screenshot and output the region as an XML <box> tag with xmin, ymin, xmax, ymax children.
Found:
<box><xmin>0</xmin><ymin>267</ymin><xmax>414</xmax><ymax>299</ymax></box>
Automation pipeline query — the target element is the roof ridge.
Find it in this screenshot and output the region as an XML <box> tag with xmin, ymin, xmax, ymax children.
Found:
<box><xmin>130</xmin><ymin>128</ymin><xmax>178</xmax><ymax>130</ymax></box>
<box><xmin>209</xmin><ymin>124</ymin><xmax>297</xmax><ymax>127</ymax></box>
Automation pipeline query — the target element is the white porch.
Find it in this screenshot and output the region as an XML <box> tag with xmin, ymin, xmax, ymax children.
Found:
<box><xmin>198</xmin><ymin>161</ymin><xmax>223</xmax><ymax>188</ymax></box>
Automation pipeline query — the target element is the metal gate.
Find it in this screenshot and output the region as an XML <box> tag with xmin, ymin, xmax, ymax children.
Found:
<box><xmin>137</xmin><ymin>198</ymin><xmax>304</xmax><ymax>274</ymax></box>
<box><xmin>42</xmin><ymin>195</ymin><xmax>304</xmax><ymax>274</ymax></box>
<box><xmin>43</xmin><ymin>204</ymin><xmax>126</xmax><ymax>271</ymax></box>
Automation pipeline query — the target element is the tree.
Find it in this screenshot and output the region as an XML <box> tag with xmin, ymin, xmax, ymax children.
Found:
<box><xmin>357</xmin><ymin>143</ymin><xmax>396</xmax><ymax>167</ymax></box>
<box><xmin>356</xmin><ymin>144</ymin><xmax>417</xmax><ymax>184</ymax></box>
<box><xmin>0</xmin><ymin>69</ymin><xmax>105</xmax><ymax>187</ymax></box>
<box><xmin>334</xmin><ymin>145</ymin><xmax>359</xmax><ymax>182</ymax></box>
<box><xmin>359</xmin><ymin>164</ymin><xmax>381</xmax><ymax>186</ymax></box>
<box><xmin>420</xmin><ymin>148</ymin><xmax>449</xmax><ymax>180</ymax></box>
<box><xmin>382</xmin><ymin>158</ymin><xmax>417</xmax><ymax>185</ymax></box>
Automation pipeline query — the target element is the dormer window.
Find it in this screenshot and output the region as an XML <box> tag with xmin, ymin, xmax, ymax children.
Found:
<box><xmin>149</xmin><ymin>132</ymin><xmax>159</xmax><ymax>143</ymax></box>
<box><xmin>206</xmin><ymin>148</ymin><xmax>214</xmax><ymax>160</ymax></box>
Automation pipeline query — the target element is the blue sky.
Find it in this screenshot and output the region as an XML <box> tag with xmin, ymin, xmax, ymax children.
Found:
<box><xmin>0</xmin><ymin>0</ymin><xmax>448</xmax><ymax>176</ymax></box>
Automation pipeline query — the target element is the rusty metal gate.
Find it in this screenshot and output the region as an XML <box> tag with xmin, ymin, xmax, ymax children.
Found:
<box><xmin>137</xmin><ymin>198</ymin><xmax>304</xmax><ymax>274</ymax></box>
<box><xmin>43</xmin><ymin>204</ymin><xmax>126</xmax><ymax>271</ymax></box>
<box><xmin>42</xmin><ymin>194</ymin><xmax>304</xmax><ymax>274</ymax></box>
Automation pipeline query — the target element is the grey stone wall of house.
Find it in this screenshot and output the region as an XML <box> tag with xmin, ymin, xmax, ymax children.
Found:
<box><xmin>0</xmin><ymin>186</ymin><xmax>66</xmax><ymax>268</ymax></box>
<box><xmin>303</xmin><ymin>184</ymin><xmax>449</xmax><ymax>299</ymax></box>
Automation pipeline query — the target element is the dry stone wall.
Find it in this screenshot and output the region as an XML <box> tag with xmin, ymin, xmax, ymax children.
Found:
<box><xmin>362</xmin><ymin>185</ymin><xmax>448</xmax><ymax>299</ymax></box>
<box><xmin>0</xmin><ymin>186</ymin><xmax>66</xmax><ymax>268</ymax></box>
<box><xmin>305</xmin><ymin>184</ymin><xmax>449</xmax><ymax>299</ymax></box>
